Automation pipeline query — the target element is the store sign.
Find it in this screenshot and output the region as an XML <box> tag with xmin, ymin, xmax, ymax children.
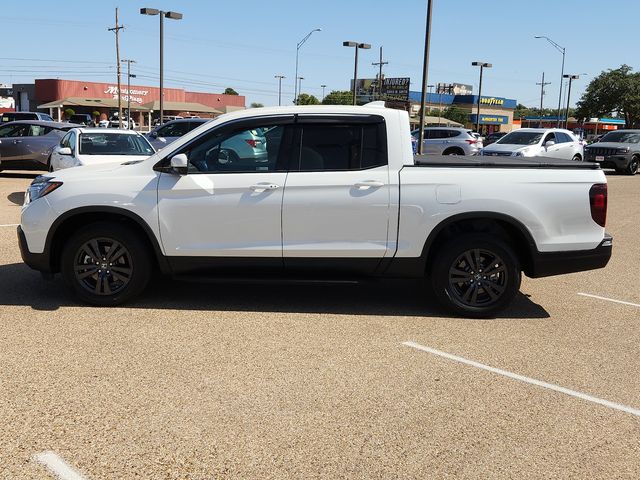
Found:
<box><xmin>469</xmin><ymin>114</ymin><xmax>509</xmax><ymax>124</ymax></box>
<box><xmin>382</xmin><ymin>77</ymin><xmax>410</xmax><ymax>100</ymax></box>
<box><xmin>103</xmin><ymin>85</ymin><xmax>150</xmax><ymax>104</ymax></box>
<box><xmin>480</xmin><ymin>97</ymin><xmax>505</xmax><ymax>106</ymax></box>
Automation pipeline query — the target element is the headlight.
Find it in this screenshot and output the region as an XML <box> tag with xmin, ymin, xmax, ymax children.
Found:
<box><xmin>25</xmin><ymin>176</ymin><xmax>63</xmax><ymax>205</ymax></box>
<box><xmin>513</xmin><ymin>151</ymin><xmax>523</xmax><ymax>157</ymax></box>
<box><xmin>616</xmin><ymin>147</ymin><xmax>630</xmax><ymax>154</ymax></box>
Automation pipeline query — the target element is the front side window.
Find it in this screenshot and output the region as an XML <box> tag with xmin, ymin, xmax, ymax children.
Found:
<box><xmin>79</xmin><ymin>133</ymin><xmax>155</xmax><ymax>155</ymax></box>
<box><xmin>0</xmin><ymin>124</ymin><xmax>29</xmax><ymax>137</ymax></box>
<box><xmin>543</xmin><ymin>132</ymin><xmax>556</xmax><ymax>144</ymax></box>
<box><xmin>157</xmin><ymin>122</ymin><xmax>191</xmax><ymax>138</ymax></box>
<box><xmin>295</xmin><ymin>123</ymin><xmax>387</xmax><ymax>171</ymax></box>
<box><xmin>182</xmin><ymin>123</ymin><xmax>287</xmax><ymax>173</ymax></box>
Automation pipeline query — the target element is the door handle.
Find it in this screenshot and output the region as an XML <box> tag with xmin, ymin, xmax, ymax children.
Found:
<box><xmin>13</xmin><ymin>140</ymin><xmax>22</xmax><ymax>144</ymax></box>
<box><xmin>250</xmin><ymin>183</ymin><xmax>279</xmax><ymax>192</ymax></box>
<box><xmin>354</xmin><ymin>180</ymin><xmax>384</xmax><ymax>189</ymax></box>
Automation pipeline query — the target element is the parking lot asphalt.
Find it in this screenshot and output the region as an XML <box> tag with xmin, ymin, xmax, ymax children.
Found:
<box><xmin>0</xmin><ymin>171</ymin><xmax>638</xmax><ymax>479</ymax></box>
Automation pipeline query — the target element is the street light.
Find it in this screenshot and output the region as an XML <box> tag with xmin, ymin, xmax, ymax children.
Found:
<box><xmin>563</xmin><ymin>74</ymin><xmax>580</xmax><ymax>129</ymax></box>
<box><xmin>471</xmin><ymin>61</ymin><xmax>492</xmax><ymax>134</ymax></box>
<box><xmin>140</xmin><ymin>8</ymin><xmax>183</xmax><ymax>125</ymax></box>
<box><xmin>535</xmin><ymin>35</ymin><xmax>565</xmax><ymax>128</ymax></box>
<box><xmin>294</xmin><ymin>28</ymin><xmax>321</xmax><ymax>104</ymax></box>
<box><xmin>121</xmin><ymin>59</ymin><xmax>136</xmax><ymax>129</ymax></box>
<box><xmin>274</xmin><ymin>75</ymin><xmax>285</xmax><ymax>106</ymax></box>
<box><xmin>297</xmin><ymin>77</ymin><xmax>304</xmax><ymax>99</ymax></box>
<box><xmin>343</xmin><ymin>41</ymin><xmax>371</xmax><ymax>106</ymax></box>
<box><xmin>321</xmin><ymin>84</ymin><xmax>327</xmax><ymax>101</ymax></box>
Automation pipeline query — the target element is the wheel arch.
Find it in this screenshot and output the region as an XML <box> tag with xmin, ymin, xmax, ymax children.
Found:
<box><xmin>46</xmin><ymin>206</ymin><xmax>170</xmax><ymax>274</ymax></box>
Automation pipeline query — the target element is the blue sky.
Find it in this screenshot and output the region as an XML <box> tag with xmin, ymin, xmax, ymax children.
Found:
<box><xmin>1</xmin><ymin>1</ymin><xmax>637</xmax><ymax>108</ymax></box>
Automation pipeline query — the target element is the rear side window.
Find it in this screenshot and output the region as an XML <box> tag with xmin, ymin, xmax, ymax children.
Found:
<box><xmin>295</xmin><ymin>123</ymin><xmax>387</xmax><ymax>171</ymax></box>
<box><xmin>555</xmin><ymin>132</ymin><xmax>573</xmax><ymax>143</ymax></box>
<box><xmin>157</xmin><ymin>122</ymin><xmax>190</xmax><ymax>137</ymax></box>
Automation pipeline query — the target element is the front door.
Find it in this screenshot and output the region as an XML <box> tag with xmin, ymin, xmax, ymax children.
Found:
<box><xmin>0</xmin><ymin>123</ymin><xmax>30</xmax><ymax>162</ymax></box>
<box><xmin>157</xmin><ymin>117</ymin><xmax>293</xmax><ymax>266</ymax></box>
<box><xmin>281</xmin><ymin>117</ymin><xmax>391</xmax><ymax>274</ymax></box>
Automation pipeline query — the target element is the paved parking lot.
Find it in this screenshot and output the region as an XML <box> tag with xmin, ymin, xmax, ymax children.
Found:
<box><xmin>0</xmin><ymin>171</ymin><xmax>638</xmax><ymax>479</ymax></box>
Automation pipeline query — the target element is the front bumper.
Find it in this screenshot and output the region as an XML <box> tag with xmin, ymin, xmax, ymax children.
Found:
<box><xmin>584</xmin><ymin>153</ymin><xmax>631</xmax><ymax>170</ymax></box>
<box><xmin>527</xmin><ymin>234</ymin><xmax>613</xmax><ymax>278</ymax></box>
<box><xmin>17</xmin><ymin>225</ymin><xmax>52</xmax><ymax>273</ymax></box>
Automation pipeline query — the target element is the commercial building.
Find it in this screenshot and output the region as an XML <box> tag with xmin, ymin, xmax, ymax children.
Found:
<box><xmin>11</xmin><ymin>79</ymin><xmax>245</xmax><ymax>126</ymax></box>
<box><xmin>521</xmin><ymin>116</ymin><xmax>626</xmax><ymax>139</ymax></box>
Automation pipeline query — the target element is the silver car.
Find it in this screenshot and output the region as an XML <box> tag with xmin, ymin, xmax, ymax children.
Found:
<box><xmin>0</xmin><ymin>121</ymin><xmax>80</xmax><ymax>172</ymax></box>
<box><xmin>412</xmin><ymin>127</ymin><xmax>482</xmax><ymax>155</ymax></box>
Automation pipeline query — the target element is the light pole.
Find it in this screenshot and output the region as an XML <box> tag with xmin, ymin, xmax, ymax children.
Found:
<box><xmin>294</xmin><ymin>28</ymin><xmax>321</xmax><ymax>104</ymax></box>
<box><xmin>426</xmin><ymin>84</ymin><xmax>434</xmax><ymax>124</ymax></box>
<box><xmin>472</xmin><ymin>61</ymin><xmax>492</xmax><ymax>134</ymax></box>
<box><xmin>535</xmin><ymin>35</ymin><xmax>565</xmax><ymax>128</ymax></box>
<box><xmin>121</xmin><ymin>59</ymin><xmax>136</xmax><ymax>129</ymax></box>
<box><xmin>417</xmin><ymin>0</ymin><xmax>434</xmax><ymax>154</ymax></box>
<box><xmin>297</xmin><ymin>77</ymin><xmax>304</xmax><ymax>101</ymax></box>
<box><xmin>563</xmin><ymin>74</ymin><xmax>580</xmax><ymax>129</ymax></box>
<box><xmin>343</xmin><ymin>41</ymin><xmax>371</xmax><ymax>106</ymax></box>
<box><xmin>321</xmin><ymin>84</ymin><xmax>327</xmax><ymax>101</ymax></box>
<box><xmin>275</xmin><ymin>75</ymin><xmax>285</xmax><ymax>106</ymax></box>
<box><xmin>140</xmin><ymin>8</ymin><xmax>183</xmax><ymax>125</ymax></box>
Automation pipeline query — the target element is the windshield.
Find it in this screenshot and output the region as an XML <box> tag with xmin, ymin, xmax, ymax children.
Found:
<box><xmin>599</xmin><ymin>131</ymin><xmax>640</xmax><ymax>143</ymax></box>
<box><xmin>79</xmin><ymin>133</ymin><xmax>155</xmax><ymax>156</ymax></box>
<box><xmin>496</xmin><ymin>131</ymin><xmax>543</xmax><ymax>145</ymax></box>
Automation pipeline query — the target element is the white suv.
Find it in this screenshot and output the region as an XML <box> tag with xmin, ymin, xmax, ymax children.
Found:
<box><xmin>481</xmin><ymin>128</ymin><xmax>583</xmax><ymax>161</ymax></box>
<box><xmin>412</xmin><ymin>127</ymin><xmax>482</xmax><ymax>156</ymax></box>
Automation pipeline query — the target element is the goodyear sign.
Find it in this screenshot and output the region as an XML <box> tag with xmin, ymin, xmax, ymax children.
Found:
<box><xmin>480</xmin><ymin>97</ymin><xmax>504</xmax><ymax>106</ymax></box>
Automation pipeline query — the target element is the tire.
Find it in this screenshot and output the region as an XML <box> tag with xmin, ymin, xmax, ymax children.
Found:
<box><xmin>430</xmin><ymin>234</ymin><xmax>521</xmax><ymax>318</ymax></box>
<box><xmin>571</xmin><ymin>154</ymin><xmax>582</xmax><ymax>162</ymax></box>
<box><xmin>625</xmin><ymin>155</ymin><xmax>639</xmax><ymax>175</ymax></box>
<box><xmin>61</xmin><ymin>222</ymin><xmax>152</xmax><ymax>306</ymax></box>
<box><xmin>443</xmin><ymin>148</ymin><xmax>464</xmax><ymax>156</ymax></box>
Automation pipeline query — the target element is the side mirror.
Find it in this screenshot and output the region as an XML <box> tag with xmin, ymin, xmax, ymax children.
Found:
<box><xmin>545</xmin><ymin>140</ymin><xmax>556</xmax><ymax>148</ymax></box>
<box><xmin>58</xmin><ymin>147</ymin><xmax>72</xmax><ymax>156</ymax></box>
<box><xmin>170</xmin><ymin>153</ymin><xmax>189</xmax><ymax>175</ymax></box>
<box><xmin>150</xmin><ymin>131</ymin><xmax>158</xmax><ymax>138</ymax></box>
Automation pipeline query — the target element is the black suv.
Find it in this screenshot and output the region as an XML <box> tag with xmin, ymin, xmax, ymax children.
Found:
<box><xmin>584</xmin><ymin>129</ymin><xmax>640</xmax><ymax>175</ymax></box>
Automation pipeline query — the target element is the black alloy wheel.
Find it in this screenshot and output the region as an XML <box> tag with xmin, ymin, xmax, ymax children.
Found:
<box><xmin>61</xmin><ymin>222</ymin><xmax>151</xmax><ymax>306</ymax></box>
<box><xmin>73</xmin><ymin>238</ymin><xmax>132</xmax><ymax>296</ymax></box>
<box><xmin>431</xmin><ymin>234</ymin><xmax>520</xmax><ymax>317</ymax></box>
<box><xmin>626</xmin><ymin>156</ymin><xmax>639</xmax><ymax>175</ymax></box>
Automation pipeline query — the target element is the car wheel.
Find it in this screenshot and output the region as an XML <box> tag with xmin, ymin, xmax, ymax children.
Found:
<box><xmin>443</xmin><ymin>148</ymin><xmax>464</xmax><ymax>156</ymax></box>
<box><xmin>430</xmin><ymin>234</ymin><xmax>521</xmax><ymax>318</ymax></box>
<box><xmin>61</xmin><ymin>222</ymin><xmax>152</xmax><ymax>306</ymax></box>
<box><xmin>571</xmin><ymin>154</ymin><xmax>582</xmax><ymax>162</ymax></box>
<box><xmin>626</xmin><ymin>155</ymin><xmax>639</xmax><ymax>175</ymax></box>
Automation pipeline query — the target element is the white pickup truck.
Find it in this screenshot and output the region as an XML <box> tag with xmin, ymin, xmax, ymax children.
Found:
<box><xmin>18</xmin><ymin>103</ymin><xmax>612</xmax><ymax>317</ymax></box>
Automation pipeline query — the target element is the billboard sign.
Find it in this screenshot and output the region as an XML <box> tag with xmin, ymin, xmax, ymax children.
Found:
<box><xmin>381</xmin><ymin>77</ymin><xmax>410</xmax><ymax>100</ymax></box>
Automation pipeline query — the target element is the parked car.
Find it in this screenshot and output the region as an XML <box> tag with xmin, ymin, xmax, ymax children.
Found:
<box><xmin>152</xmin><ymin>115</ymin><xmax>184</xmax><ymax>126</ymax></box>
<box><xmin>0</xmin><ymin>121</ymin><xmax>80</xmax><ymax>171</ymax></box>
<box><xmin>108</xmin><ymin>117</ymin><xmax>136</xmax><ymax>129</ymax></box>
<box><xmin>584</xmin><ymin>129</ymin><xmax>640</xmax><ymax>175</ymax></box>
<box><xmin>1</xmin><ymin>112</ymin><xmax>54</xmax><ymax>123</ymax></box>
<box><xmin>484</xmin><ymin>131</ymin><xmax>507</xmax><ymax>146</ymax></box>
<box><xmin>145</xmin><ymin>118</ymin><xmax>210</xmax><ymax>150</ymax></box>
<box><xmin>19</xmin><ymin>104</ymin><xmax>611</xmax><ymax>317</ymax></box>
<box><xmin>69</xmin><ymin>114</ymin><xmax>96</xmax><ymax>127</ymax></box>
<box><xmin>481</xmin><ymin>128</ymin><xmax>583</xmax><ymax>161</ymax></box>
<box><xmin>49</xmin><ymin>128</ymin><xmax>155</xmax><ymax>171</ymax></box>
<box><xmin>411</xmin><ymin>127</ymin><xmax>482</xmax><ymax>155</ymax></box>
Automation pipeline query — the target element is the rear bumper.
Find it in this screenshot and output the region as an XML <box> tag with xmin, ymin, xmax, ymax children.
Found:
<box><xmin>527</xmin><ymin>234</ymin><xmax>613</xmax><ymax>278</ymax></box>
<box><xmin>17</xmin><ymin>226</ymin><xmax>52</xmax><ymax>273</ymax></box>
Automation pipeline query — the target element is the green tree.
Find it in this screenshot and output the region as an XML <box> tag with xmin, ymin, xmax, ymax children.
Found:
<box><xmin>224</xmin><ymin>87</ymin><xmax>239</xmax><ymax>95</ymax></box>
<box><xmin>321</xmin><ymin>90</ymin><xmax>353</xmax><ymax>105</ymax></box>
<box><xmin>64</xmin><ymin>108</ymin><xmax>75</xmax><ymax>119</ymax></box>
<box><xmin>575</xmin><ymin>65</ymin><xmax>640</xmax><ymax>126</ymax></box>
<box><xmin>295</xmin><ymin>93</ymin><xmax>320</xmax><ymax>105</ymax></box>
<box><xmin>250</xmin><ymin>102</ymin><xmax>264</xmax><ymax>108</ymax></box>
<box><xmin>442</xmin><ymin>106</ymin><xmax>469</xmax><ymax>125</ymax></box>
<box><xmin>92</xmin><ymin>110</ymin><xmax>101</xmax><ymax>120</ymax></box>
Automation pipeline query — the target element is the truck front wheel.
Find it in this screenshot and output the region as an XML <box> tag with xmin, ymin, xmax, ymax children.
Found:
<box><xmin>61</xmin><ymin>222</ymin><xmax>152</xmax><ymax>306</ymax></box>
<box><xmin>430</xmin><ymin>234</ymin><xmax>521</xmax><ymax>318</ymax></box>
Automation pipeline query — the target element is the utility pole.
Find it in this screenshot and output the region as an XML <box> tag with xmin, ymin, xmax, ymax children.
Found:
<box><xmin>274</xmin><ymin>75</ymin><xmax>285</xmax><ymax>106</ymax></box>
<box><xmin>371</xmin><ymin>46</ymin><xmax>388</xmax><ymax>100</ymax></box>
<box><xmin>417</xmin><ymin>0</ymin><xmax>434</xmax><ymax>155</ymax></box>
<box><xmin>320</xmin><ymin>84</ymin><xmax>327</xmax><ymax>101</ymax></box>
<box><xmin>536</xmin><ymin>72</ymin><xmax>551</xmax><ymax>127</ymax></box>
<box><xmin>108</xmin><ymin>8</ymin><xmax>124</xmax><ymax>127</ymax></box>
<box><xmin>121</xmin><ymin>59</ymin><xmax>136</xmax><ymax>128</ymax></box>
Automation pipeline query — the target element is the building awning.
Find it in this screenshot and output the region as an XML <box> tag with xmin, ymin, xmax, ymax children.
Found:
<box><xmin>38</xmin><ymin>97</ymin><xmax>152</xmax><ymax>111</ymax></box>
<box><xmin>141</xmin><ymin>100</ymin><xmax>223</xmax><ymax>115</ymax></box>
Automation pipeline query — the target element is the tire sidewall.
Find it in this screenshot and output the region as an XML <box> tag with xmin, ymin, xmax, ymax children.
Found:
<box><xmin>61</xmin><ymin>222</ymin><xmax>151</xmax><ymax>306</ymax></box>
<box><xmin>627</xmin><ymin>156</ymin><xmax>639</xmax><ymax>175</ymax></box>
<box><xmin>430</xmin><ymin>234</ymin><xmax>521</xmax><ymax>318</ymax></box>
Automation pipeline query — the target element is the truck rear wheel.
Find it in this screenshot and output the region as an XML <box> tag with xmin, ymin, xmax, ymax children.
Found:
<box><xmin>430</xmin><ymin>234</ymin><xmax>521</xmax><ymax>318</ymax></box>
<box><xmin>61</xmin><ymin>222</ymin><xmax>151</xmax><ymax>306</ymax></box>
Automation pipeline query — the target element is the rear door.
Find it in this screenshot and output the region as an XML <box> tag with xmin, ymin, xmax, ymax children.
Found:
<box><xmin>281</xmin><ymin>115</ymin><xmax>390</xmax><ymax>274</ymax></box>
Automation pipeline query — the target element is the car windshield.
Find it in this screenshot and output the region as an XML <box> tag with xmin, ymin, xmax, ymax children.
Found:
<box><xmin>79</xmin><ymin>133</ymin><xmax>155</xmax><ymax>155</ymax></box>
<box><xmin>599</xmin><ymin>132</ymin><xmax>640</xmax><ymax>143</ymax></box>
<box><xmin>496</xmin><ymin>131</ymin><xmax>543</xmax><ymax>145</ymax></box>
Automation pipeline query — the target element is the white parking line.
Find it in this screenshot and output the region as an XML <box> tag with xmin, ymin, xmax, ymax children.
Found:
<box><xmin>402</xmin><ymin>341</ymin><xmax>640</xmax><ymax>418</ymax></box>
<box><xmin>577</xmin><ymin>292</ymin><xmax>640</xmax><ymax>308</ymax></box>
<box><xmin>0</xmin><ymin>223</ymin><xmax>19</xmax><ymax>227</ymax></box>
<box><xmin>33</xmin><ymin>451</ymin><xmax>87</xmax><ymax>480</ymax></box>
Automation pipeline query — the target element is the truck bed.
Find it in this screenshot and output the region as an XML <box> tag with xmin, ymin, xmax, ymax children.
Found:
<box><xmin>413</xmin><ymin>155</ymin><xmax>601</xmax><ymax>169</ymax></box>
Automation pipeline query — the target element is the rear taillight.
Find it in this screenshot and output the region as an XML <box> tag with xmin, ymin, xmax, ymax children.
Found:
<box><xmin>589</xmin><ymin>183</ymin><xmax>607</xmax><ymax>227</ymax></box>
<box><xmin>465</xmin><ymin>139</ymin><xmax>477</xmax><ymax>145</ymax></box>
<box><xmin>245</xmin><ymin>139</ymin><xmax>259</xmax><ymax>148</ymax></box>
